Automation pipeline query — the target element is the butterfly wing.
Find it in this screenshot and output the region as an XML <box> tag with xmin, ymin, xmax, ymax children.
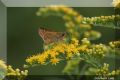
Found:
<box><xmin>38</xmin><ymin>28</ymin><xmax>66</xmax><ymax>44</ymax></box>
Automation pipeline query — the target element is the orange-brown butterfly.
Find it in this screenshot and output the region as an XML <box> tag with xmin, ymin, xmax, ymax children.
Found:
<box><xmin>38</xmin><ymin>28</ymin><xmax>67</xmax><ymax>45</ymax></box>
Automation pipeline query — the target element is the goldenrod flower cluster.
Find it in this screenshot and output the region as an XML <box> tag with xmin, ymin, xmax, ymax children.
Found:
<box><xmin>96</xmin><ymin>63</ymin><xmax>120</xmax><ymax>76</ymax></box>
<box><xmin>87</xmin><ymin>44</ymin><xmax>108</xmax><ymax>57</ymax></box>
<box><xmin>0</xmin><ymin>60</ymin><xmax>7</xmax><ymax>80</ymax></box>
<box><xmin>36</xmin><ymin>5</ymin><xmax>82</xmax><ymax>24</ymax></box>
<box><xmin>7</xmin><ymin>65</ymin><xmax>28</xmax><ymax>80</ymax></box>
<box><xmin>0</xmin><ymin>60</ymin><xmax>28</xmax><ymax>80</ymax></box>
<box><xmin>25</xmin><ymin>38</ymin><xmax>92</xmax><ymax>66</ymax></box>
<box><xmin>26</xmin><ymin>38</ymin><xmax>111</xmax><ymax>66</ymax></box>
<box><xmin>84</xmin><ymin>30</ymin><xmax>101</xmax><ymax>40</ymax></box>
<box><xmin>112</xmin><ymin>0</ymin><xmax>120</xmax><ymax>8</ymax></box>
<box><xmin>109</xmin><ymin>40</ymin><xmax>120</xmax><ymax>48</ymax></box>
<box><xmin>26</xmin><ymin>38</ymin><xmax>80</xmax><ymax>65</ymax></box>
<box><xmin>7</xmin><ymin>65</ymin><xmax>28</xmax><ymax>76</ymax></box>
<box><xmin>0</xmin><ymin>60</ymin><xmax>7</xmax><ymax>71</ymax></box>
<box><xmin>82</xmin><ymin>15</ymin><xmax>120</xmax><ymax>25</ymax></box>
<box><xmin>81</xmin><ymin>38</ymin><xmax>90</xmax><ymax>45</ymax></box>
<box><xmin>36</xmin><ymin>5</ymin><xmax>81</xmax><ymax>20</ymax></box>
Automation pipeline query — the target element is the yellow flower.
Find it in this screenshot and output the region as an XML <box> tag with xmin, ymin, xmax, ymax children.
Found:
<box><xmin>0</xmin><ymin>60</ymin><xmax>7</xmax><ymax>80</ymax></box>
<box><xmin>75</xmin><ymin>15</ymin><xmax>83</xmax><ymax>23</ymax></box>
<box><xmin>26</xmin><ymin>55</ymin><xmax>39</xmax><ymax>64</ymax></box>
<box><xmin>111</xmin><ymin>70</ymin><xmax>116</xmax><ymax>75</ymax></box>
<box><xmin>50</xmin><ymin>58</ymin><xmax>60</xmax><ymax>65</ymax></box>
<box><xmin>71</xmin><ymin>38</ymin><xmax>79</xmax><ymax>45</ymax></box>
<box><xmin>65</xmin><ymin>21</ymin><xmax>75</xmax><ymax>28</ymax></box>
<box><xmin>54</xmin><ymin>46</ymin><xmax>65</xmax><ymax>53</ymax></box>
<box><xmin>80</xmin><ymin>24</ymin><xmax>91</xmax><ymax>30</ymax></box>
<box><xmin>21</xmin><ymin>70</ymin><xmax>28</xmax><ymax>76</ymax></box>
<box><xmin>7</xmin><ymin>65</ymin><xmax>28</xmax><ymax>79</ymax></box>
<box><xmin>53</xmin><ymin>43</ymin><xmax>66</xmax><ymax>53</ymax></box>
<box><xmin>49</xmin><ymin>5</ymin><xmax>59</xmax><ymax>11</ymax></box>
<box><xmin>112</xmin><ymin>0</ymin><xmax>120</xmax><ymax>8</ymax></box>
<box><xmin>78</xmin><ymin>45</ymin><xmax>88</xmax><ymax>52</ymax></box>
<box><xmin>63</xmin><ymin>15</ymin><xmax>72</xmax><ymax>21</ymax></box>
<box><xmin>95</xmin><ymin>63</ymin><xmax>120</xmax><ymax>76</ymax></box>
<box><xmin>81</xmin><ymin>38</ymin><xmax>90</xmax><ymax>45</ymax></box>
<box><xmin>26</xmin><ymin>58</ymin><xmax>33</xmax><ymax>64</ymax></box>
<box><xmin>67</xmin><ymin>9</ymin><xmax>76</xmax><ymax>16</ymax></box>
<box><xmin>60</xmin><ymin>7</ymin><xmax>77</xmax><ymax>16</ymax></box>
<box><xmin>67</xmin><ymin>28</ymin><xmax>74</xmax><ymax>33</ymax></box>
<box><xmin>49</xmin><ymin>50</ymin><xmax>59</xmax><ymax>58</ymax></box>
<box><xmin>66</xmin><ymin>52</ymin><xmax>73</xmax><ymax>59</ymax></box>
<box><xmin>0</xmin><ymin>60</ymin><xmax>7</xmax><ymax>70</ymax></box>
<box><xmin>7</xmin><ymin>65</ymin><xmax>14</xmax><ymax>73</ymax></box>
<box><xmin>66</xmin><ymin>44</ymin><xmax>75</xmax><ymax>53</ymax></box>
<box><xmin>109</xmin><ymin>40</ymin><xmax>120</xmax><ymax>48</ymax></box>
<box><xmin>38</xmin><ymin>54</ymin><xmax>48</xmax><ymax>64</ymax></box>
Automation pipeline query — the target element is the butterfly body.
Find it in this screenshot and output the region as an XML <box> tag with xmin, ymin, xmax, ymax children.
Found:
<box><xmin>38</xmin><ymin>28</ymin><xmax>66</xmax><ymax>45</ymax></box>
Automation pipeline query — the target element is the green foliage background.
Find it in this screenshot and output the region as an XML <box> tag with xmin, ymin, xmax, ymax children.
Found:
<box><xmin>7</xmin><ymin>7</ymin><xmax>118</xmax><ymax>75</ymax></box>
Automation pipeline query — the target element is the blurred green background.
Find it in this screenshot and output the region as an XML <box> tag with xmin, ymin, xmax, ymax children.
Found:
<box><xmin>7</xmin><ymin>7</ymin><xmax>116</xmax><ymax>75</ymax></box>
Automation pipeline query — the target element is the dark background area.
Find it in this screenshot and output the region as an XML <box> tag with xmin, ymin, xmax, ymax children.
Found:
<box><xmin>7</xmin><ymin>7</ymin><xmax>118</xmax><ymax>76</ymax></box>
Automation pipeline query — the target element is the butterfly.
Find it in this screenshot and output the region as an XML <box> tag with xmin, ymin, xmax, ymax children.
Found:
<box><xmin>38</xmin><ymin>27</ymin><xmax>67</xmax><ymax>45</ymax></box>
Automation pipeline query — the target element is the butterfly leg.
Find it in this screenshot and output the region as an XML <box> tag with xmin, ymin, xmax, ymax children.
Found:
<box><xmin>43</xmin><ymin>44</ymin><xmax>49</xmax><ymax>51</ymax></box>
